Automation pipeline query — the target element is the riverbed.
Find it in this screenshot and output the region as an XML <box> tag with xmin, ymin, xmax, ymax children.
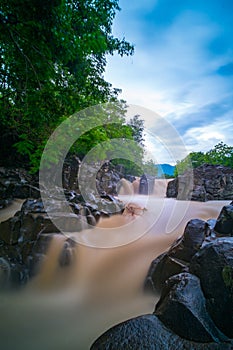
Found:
<box><xmin>0</xmin><ymin>181</ymin><xmax>231</xmax><ymax>350</ymax></box>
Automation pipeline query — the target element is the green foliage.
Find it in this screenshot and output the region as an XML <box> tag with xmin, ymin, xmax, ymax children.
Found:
<box><xmin>127</xmin><ymin>114</ymin><xmax>145</xmax><ymax>146</ymax></box>
<box><xmin>205</xmin><ymin>142</ymin><xmax>233</xmax><ymax>167</ymax></box>
<box><xmin>111</xmin><ymin>155</ymin><xmax>158</xmax><ymax>178</ymax></box>
<box><xmin>174</xmin><ymin>155</ymin><xmax>192</xmax><ymax>177</ymax></box>
<box><xmin>143</xmin><ymin>159</ymin><xmax>158</xmax><ymax>176</ymax></box>
<box><xmin>0</xmin><ymin>0</ymin><xmax>134</xmax><ymax>169</ymax></box>
<box><xmin>163</xmin><ymin>174</ymin><xmax>174</xmax><ymax>179</ymax></box>
<box><xmin>111</xmin><ymin>158</ymin><xmax>143</xmax><ymax>176</ymax></box>
<box><xmin>175</xmin><ymin>142</ymin><xmax>233</xmax><ymax>176</ymax></box>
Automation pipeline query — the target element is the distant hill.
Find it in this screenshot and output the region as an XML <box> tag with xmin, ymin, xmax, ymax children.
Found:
<box><xmin>155</xmin><ymin>164</ymin><xmax>175</xmax><ymax>177</ymax></box>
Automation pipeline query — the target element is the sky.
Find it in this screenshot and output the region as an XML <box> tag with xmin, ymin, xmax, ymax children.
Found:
<box><xmin>104</xmin><ymin>0</ymin><xmax>233</xmax><ymax>164</ymax></box>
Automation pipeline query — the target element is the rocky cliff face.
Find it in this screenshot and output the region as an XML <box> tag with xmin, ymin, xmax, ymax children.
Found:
<box><xmin>166</xmin><ymin>164</ymin><xmax>233</xmax><ymax>201</ymax></box>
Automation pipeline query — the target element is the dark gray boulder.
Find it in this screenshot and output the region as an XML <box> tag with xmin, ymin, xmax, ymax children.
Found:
<box><xmin>139</xmin><ymin>174</ymin><xmax>155</xmax><ymax>195</ymax></box>
<box><xmin>169</xmin><ymin>219</ymin><xmax>209</xmax><ymax>261</ymax></box>
<box><xmin>166</xmin><ymin>178</ymin><xmax>178</xmax><ymax>198</ymax></box>
<box><xmin>214</xmin><ymin>203</ymin><xmax>233</xmax><ymax>236</ymax></box>
<box><xmin>154</xmin><ymin>273</ymin><xmax>228</xmax><ymax>343</ymax></box>
<box><xmin>190</xmin><ymin>237</ymin><xmax>233</xmax><ymax>338</ymax></box>
<box><xmin>58</xmin><ymin>238</ymin><xmax>76</xmax><ymax>267</ymax></box>
<box><xmin>144</xmin><ymin>252</ymin><xmax>188</xmax><ymax>294</ymax></box>
<box><xmin>144</xmin><ymin>219</ymin><xmax>208</xmax><ymax>293</ymax></box>
<box><xmin>90</xmin><ymin>314</ymin><xmax>232</xmax><ymax>350</ymax></box>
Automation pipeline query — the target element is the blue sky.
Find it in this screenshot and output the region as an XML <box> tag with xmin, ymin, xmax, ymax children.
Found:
<box><xmin>105</xmin><ymin>0</ymin><xmax>233</xmax><ymax>163</ymax></box>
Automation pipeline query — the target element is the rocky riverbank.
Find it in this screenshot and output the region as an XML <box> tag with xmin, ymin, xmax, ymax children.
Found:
<box><xmin>0</xmin><ymin>164</ymin><xmax>125</xmax><ymax>289</ymax></box>
<box><xmin>167</xmin><ymin>164</ymin><xmax>233</xmax><ymax>201</ymax></box>
<box><xmin>91</xmin><ymin>202</ymin><xmax>233</xmax><ymax>349</ymax></box>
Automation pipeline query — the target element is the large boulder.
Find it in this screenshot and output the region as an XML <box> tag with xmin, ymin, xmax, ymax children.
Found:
<box><xmin>154</xmin><ymin>273</ymin><xmax>228</xmax><ymax>343</ymax></box>
<box><xmin>166</xmin><ymin>178</ymin><xmax>178</xmax><ymax>198</ymax></box>
<box><xmin>139</xmin><ymin>174</ymin><xmax>155</xmax><ymax>195</ymax></box>
<box><xmin>90</xmin><ymin>314</ymin><xmax>232</xmax><ymax>350</ymax></box>
<box><xmin>167</xmin><ymin>164</ymin><xmax>233</xmax><ymax>201</ymax></box>
<box><xmin>144</xmin><ymin>219</ymin><xmax>209</xmax><ymax>293</ymax></box>
<box><xmin>58</xmin><ymin>238</ymin><xmax>77</xmax><ymax>267</ymax></box>
<box><xmin>214</xmin><ymin>202</ymin><xmax>233</xmax><ymax>236</ymax></box>
<box><xmin>190</xmin><ymin>238</ymin><xmax>233</xmax><ymax>338</ymax></box>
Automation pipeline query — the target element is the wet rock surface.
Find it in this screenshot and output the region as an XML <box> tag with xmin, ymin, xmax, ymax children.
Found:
<box><xmin>90</xmin><ymin>314</ymin><xmax>232</xmax><ymax>350</ymax></box>
<box><xmin>154</xmin><ymin>273</ymin><xmax>228</xmax><ymax>343</ymax></box>
<box><xmin>190</xmin><ymin>238</ymin><xmax>233</xmax><ymax>338</ymax></box>
<box><xmin>58</xmin><ymin>238</ymin><xmax>77</xmax><ymax>267</ymax></box>
<box><xmin>139</xmin><ymin>174</ymin><xmax>155</xmax><ymax>195</ymax></box>
<box><xmin>167</xmin><ymin>164</ymin><xmax>233</xmax><ymax>201</ymax></box>
<box><xmin>144</xmin><ymin>218</ymin><xmax>208</xmax><ymax>292</ymax></box>
<box><xmin>214</xmin><ymin>201</ymin><xmax>233</xmax><ymax>236</ymax></box>
<box><xmin>0</xmin><ymin>167</ymin><xmax>39</xmax><ymax>209</ymax></box>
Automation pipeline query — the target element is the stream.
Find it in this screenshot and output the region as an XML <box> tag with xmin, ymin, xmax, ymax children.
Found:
<box><xmin>0</xmin><ymin>180</ymin><xmax>230</xmax><ymax>350</ymax></box>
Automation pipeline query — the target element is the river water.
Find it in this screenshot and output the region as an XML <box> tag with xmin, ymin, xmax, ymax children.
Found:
<box><xmin>0</xmin><ymin>180</ymin><xmax>231</xmax><ymax>350</ymax></box>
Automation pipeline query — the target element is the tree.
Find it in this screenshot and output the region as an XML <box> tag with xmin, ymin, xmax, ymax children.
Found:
<box><xmin>142</xmin><ymin>159</ymin><xmax>158</xmax><ymax>176</ymax></box>
<box><xmin>205</xmin><ymin>142</ymin><xmax>233</xmax><ymax>167</ymax></box>
<box><xmin>0</xmin><ymin>0</ymin><xmax>134</xmax><ymax>169</ymax></box>
<box><xmin>127</xmin><ymin>114</ymin><xmax>145</xmax><ymax>146</ymax></box>
<box><xmin>174</xmin><ymin>142</ymin><xmax>233</xmax><ymax>176</ymax></box>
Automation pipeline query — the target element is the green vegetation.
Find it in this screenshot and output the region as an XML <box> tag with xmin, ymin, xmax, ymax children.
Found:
<box><xmin>111</xmin><ymin>158</ymin><xmax>158</xmax><ymax>177</ymax></box>
<box><xmin>175</xmin><ymin>142</ymin><xmax>233</xmax><ymax>176</ymax></box>
<box><xmin>143</xmin><ymin>159</ymin><xmax>158</xmax><ymax>176</ymax></box>
<box><xmin>0</xmin><ymin>0</ymin><xmax>136</xmax><ymax>170</ymax></box>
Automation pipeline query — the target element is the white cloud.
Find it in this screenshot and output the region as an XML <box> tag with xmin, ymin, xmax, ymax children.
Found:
<box><xmin>183</xmin><ymin>115</ymin><xmax>233</xmax><ymax>153</ymax></box>
<box><xmin>106</xmin><ymin>10</ymin><xmax>230</xmax><ymax>107</ymax></box>
<box><xmin>105</xmin><ymin>5</ymin><xmax>233</xmax><ymax>161</ymax></box>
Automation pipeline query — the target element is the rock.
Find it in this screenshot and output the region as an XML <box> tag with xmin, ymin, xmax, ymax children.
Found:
<box><xmin>125</xmin><ymin>175</ymin><xmax>136</xmax><ymax>183</ymax></box>
<box><xmin>154</xmin><ymin>273</ymin><xmax>228</xmax><ymax>343</ymax></box>
<box><xmin>86</xmin><ymin>214</ymin><xmax>96</xmax><ymax>226</ymax></box>
<box><xmin>0</xmin><ymin>214</ymin><xmax>21</xmax><ymax>245</ymax></box>
<box><xmin>21</xmin><ymin>198</ymin><xmax>45</xmax><ymax>213</ymax></box>
<box><xmin>97</xmin><ymin>167</ymin><xmax>121</xmax><ymax>196</ymax></box>
<box><xmin>139</xmin><ymin>174</ymin><xmax>155</xmax><ymax>195</ymax></box>
<box><xmin>144</xmin><ymin>252</ymin><xmax>188</xmax><ymax>293</ymax></box>
<box><xmin>58</xmin><ymin>238</ymin><xmax>76</xmax><ymax>267</ymax></box>
<box><xmin>37</xmin><ymin>213</ymin><xmax>88</xmax><ymax>233</ymax></box>
<box><xmin>62</xmin><ymin>155</ymin><xmax>81</xmax><ymax>190</ymax></box>
<box><xmin>214</xmin><ymin>204</ymin><xmax>233</xmax><ymax>236</ymax></box>
<box><xmin>0</xmin><ymin>187</ymin><xmax>125</xmax><ymax>289</ymax></box>
<box><xmin>0</xmin><ymin>167</ymin><xmax>39</xmax><ymax>204</ymax></box>
<box><xmin>90</xmin><ymin>314</ymin><xmax>232</xmax><ymax>350</ymax></box>
<box><xmin>166</xmin><ymin>164</ymin><xmax>233</xmax><ymax>201</ymax></box>
<box><xmin>166</xmin><ymin>178</ymin><xmax>178</xmax><ymax>198</ymax></box>
<box><xmin>0</xmin><ymin>257</ymin><xmax>11</xmax><ymax>287</ymax></box>
<box><xmin>207</xmin><ymin>219</ymin><xmax>217</xmax><ymax>231</ymax></box>
<box><xmin>169</xmin><ymin>219</ymin><xmax>209</xmax><ymax>261</ymax></box>
<box><xmin>0</xmin><ymin>198</ymin><xmax>13</xmax><ymax>209</ymax></box>
<box><xmin>12</xmin><ymin>183</ymin><xmax>40</xmax><ymax>199</ymax></box>
<box><xmin>190</xmin><ymin>238</ymin><xmax>233</xmax><ymax>338</ymax></box>
<box><xmin>144</xmin><ymin>219</ymin><xmax>209</xmax><ymax>293</ymax></box>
